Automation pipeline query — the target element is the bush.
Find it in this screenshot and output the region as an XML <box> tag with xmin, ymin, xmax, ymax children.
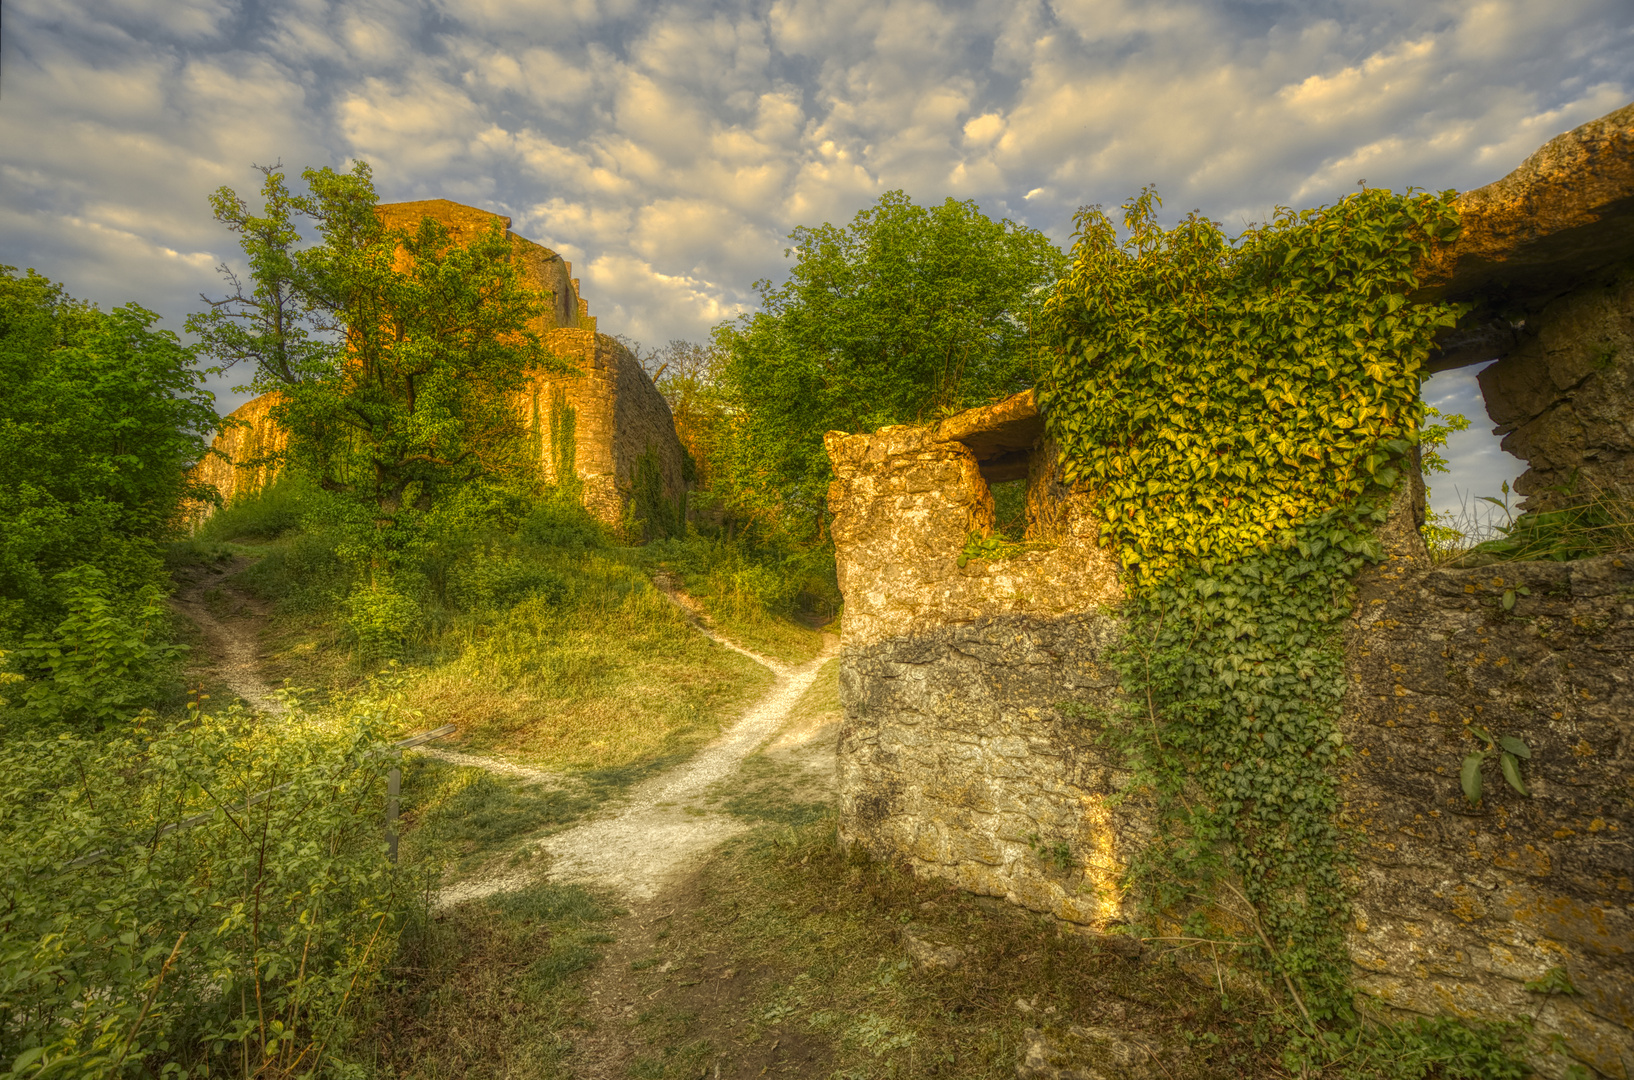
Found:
<box><xmin>447</xmin><ymin>551</ymin><xmax>568</xmax><ymax>613</ymax></box>
<box><xmin>4</xmin><ymin>565</ymin><xmax>183</xmax><ymax>729</ymax></box>
<box><xmin>344</xmin><ymin>584</ymin><xmax>424</xmax><ymax>662</ymax></box>
<box><xmin>0</xmin><ymin>696</ymin><xmax>416</xmax><ymax>1078</ymax></box>
<box><xmin>193</xmin><ymin>475</ymin><xmax>311</xmax><ymax>542</ymax></box>
<box><xmin>518</xmin><ymin>497</ymin><xmax>609</xmax><ymax>550</ymax></box>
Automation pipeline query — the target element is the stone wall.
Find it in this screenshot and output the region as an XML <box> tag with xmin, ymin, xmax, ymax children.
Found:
<box><xmin>828</xmin><ymin>104</ymin><xmax>1634</xmax><ymax>1078</ymax></box>
<box><xmin>189</xmin><ymin>391</ymin><xmax>287</xmax><ymax>518</ymax></box>
<box><xmin>526</xmin><ymin>328</ymin><xmax>687</xmax><ymax>528</ymax></box>
<box><xmin>1340</xmin><ymin>501</ymin><xmax>1634</xmax><ymax>1080</ymax></box>
<box><xmin>1478</xmin><ymin>267</ymin><xmax>1634</xmax><ymax>511</ymax></box>
<box><xmin>828</xmin><ymin>391</ymin><xmax>1138</xmax><ymax>929</ymax></box>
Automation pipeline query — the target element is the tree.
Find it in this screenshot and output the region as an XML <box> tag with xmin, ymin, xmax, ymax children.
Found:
<box><xmin>0</xmin><ymin>267</ymin><xmax>218</xmax><ymax>643</ymax></box>
<box><xmin>712</xmin><ymin>190</ymin><xmax>1065</xmax><ymax>524</ymax></box>
<box><xmin>188</xmin><ymin>163</ymin><xmax>563</xmax><ymax>565</ymax></box>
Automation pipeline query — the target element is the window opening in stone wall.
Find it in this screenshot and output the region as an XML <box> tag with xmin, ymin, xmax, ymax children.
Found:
<box><xmin>1419</xmin><ymin>360</ymin><xmax>1525</xmax><ymax>554</ymax></box>
<box><xmin>991</xmin><ymin>477</ymin><xmax>1028</xmax><ymax>541</ymax></box>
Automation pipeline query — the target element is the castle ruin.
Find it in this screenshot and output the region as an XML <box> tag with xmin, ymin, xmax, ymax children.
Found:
<box><xmin>830</xmin><ymin>103</ymin><xmax>1634</xmax><ymax>1078</ymax></box>
<box><xmin>193</xmin><ymin>199</ymin><xmax>687</xmax><ymax>530</ymax></box>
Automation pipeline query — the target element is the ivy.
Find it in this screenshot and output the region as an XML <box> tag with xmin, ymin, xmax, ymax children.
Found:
<box><xmin>1040</xmin><ymin>187</ymin><xmax>1460</xmax><ymax>583</ymax></box>
<box><xmin>1040</xmin><ymin>188</ymin><xmax>1469</xmax><ymax>1026</ymax></box>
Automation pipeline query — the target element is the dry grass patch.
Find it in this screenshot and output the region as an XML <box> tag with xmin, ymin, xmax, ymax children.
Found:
<box><xmin>408</xmin><ymin>562</ymin><xmax>773</xmax><ymax>770</ymax></box>
<box><xmin>613</xmin><ymin>818</ymin><xmax>1276</xmax><ymax>1080</ymax></box>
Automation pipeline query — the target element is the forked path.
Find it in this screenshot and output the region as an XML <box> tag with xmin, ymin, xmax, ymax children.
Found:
<box><xmin>436</xmin><ymin>636</ymin><xmax>836</xmax><ymax>906</ymax></box>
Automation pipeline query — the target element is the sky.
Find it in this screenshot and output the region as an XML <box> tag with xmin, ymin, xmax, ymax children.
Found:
<box><xmin>3</xmin><ymin>0</ymin><xmax>1631</xmax><ymax>517</ymax></box>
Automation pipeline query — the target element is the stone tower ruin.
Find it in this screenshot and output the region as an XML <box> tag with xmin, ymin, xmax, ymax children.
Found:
<box><xmin>193</xmin><ymin>199</ymin><xmax>687</xmax><ymax>530</ymax></box>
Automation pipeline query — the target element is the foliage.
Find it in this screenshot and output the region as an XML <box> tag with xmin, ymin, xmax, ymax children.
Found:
<box><xmin>6</xmin><ymin>566</ymin><xmax>183</xmax><ymax>728</ymax></box>
<box><xmin>342</xmin><ymin>583</ymin><xmax>425</xmax><ymax>662</ymax></box>
<box><xmin>188</xmin><ymin>163</ymin><xmax>565</xmax><ymax>567</ymax></box>
<box><xmin>517</xmin><ymin>496</ymin><xmax>611</xmax><ymax>550</ymax></box>
<box><xmin>625</xmin><ymin>447</ymin><xmax>685</xmax><ymax>543</ymax></box>
<box><xmin>194</xmin><ymin>473</ymin><xmax>313</xmax><ymax>542</ymax></box>
<box><xmin>715</xmin><ymin>190</ymin><xmax>1066</xmax><ymax>522</ymax></box>
<box><xmin>1459</xmin><ymin>725</ymin><xmax>1531</xmax><ymax>806</ymax></box>
<box><xmin>0</xmin><ymin>267</ymin><xmax>217</xmax><ymax>649</ymax></box>
<box><xmin>1039</xmin><ymin>187</ymin><xmax>1460</xmax><ymax>582</ymax></box>
<box><xmin>1041</xmin><ymin>187</ymin><xmax>1509</xmax><ymax>1049</ymax></box>
<box><xmin>0</xmin><ymin>695</ymin><xmax>416</xmax><ymax>1078</ymax></box>
<box><xmin>1464</xmin><ymin>475</ymin><xmax>1634</xmax><ymax>562</ymax></box>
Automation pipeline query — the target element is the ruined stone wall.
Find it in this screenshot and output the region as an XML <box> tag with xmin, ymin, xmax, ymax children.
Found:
<box><xmin>1341</xmin><ymin>513</ymin><xmax>1633</xmax><ymax>1079</ymax></box>
<box><xmin>829</xmin><ymin>393</ymin><xmax>1139</xmax><ymax>929</ymax></box>
<box><xmin>191</xmin><ymin>199</ymin><xmax>686</xmax><ymax>530</ymax></box>
<box><xmin>526</xmin><ymin>328</ymin><xmax>687</xmax><ymax>527</ymax></box>
<box><xmin>1479</xmin><ymin>267</ymin><xmax>1634</xmax><ymax>511</ymax></box>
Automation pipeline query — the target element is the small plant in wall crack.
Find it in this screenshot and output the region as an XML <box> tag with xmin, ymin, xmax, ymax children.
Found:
<box><xmin>1460</xmin><ymin>724</ymin><xmax>1531</xmax><ymax>806</ymax></box>
<box><xmin>1027</xmin><ymin>832</ymin><xmax>1074</xmax><ymax>872</ymax></box>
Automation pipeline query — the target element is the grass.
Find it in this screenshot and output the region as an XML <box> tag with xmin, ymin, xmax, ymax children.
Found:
<box><xmin>617</xmin><ymin>817</ymin><xmax>1272</xmax><ymax>1079</ymax></box>
<box><xmin>637</xmin><ymin>538</ymin><xmax>835</xmax><ymax>664</ymax></box>
<box><xmin>403</xmin><ymin>550</ymin><xmax>774</xmax><ymax>769</ymax></box>
<box><xmin>356</xmin><ymin>881</ymin><xmax>620</xmax><ymax>1080</ymax></box>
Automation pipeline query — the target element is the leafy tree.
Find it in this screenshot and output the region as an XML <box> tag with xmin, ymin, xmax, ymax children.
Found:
<box><xmin>714</xmin><ymin>190</ymin><xmax>1066</xmax><ymax>524</ymax></box>
<box><xmin>0</xmin><ymin>266</ymin><xmax>217</xmax><ymax>653</ymax></box>
<box><xmin>189</xmin><ymin>163</ymin><xmax>564</xmax><ymax>567</ymax></box>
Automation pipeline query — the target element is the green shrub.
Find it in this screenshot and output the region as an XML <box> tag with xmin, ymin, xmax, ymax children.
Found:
<box><xmin>194</xmin><ymin>474</ymin><xmax>311</xmax><ymax>542</ymax></box>
<box><xmin>518</xmin><ymin>497</ymin><xmax>610</xmax><ymax>550</ymax></box>
<box><xmin>4</xmin><ymin>565</ymin><xmax>183</xmax><ymax>729</ymax></box>
<box><xmin>0</xmin><ymin>696</ymin><xmax>415</xmax><ymax>1078</ymax></box>
<box><xmin>447</xmin><ymin>551</ymin><xmax>568</xmax><ymax>613</ymax></box>
<box><xmin>343</xmin><ymin>583</ymin><xmax>424</xmax><ymax>662</ymax></box>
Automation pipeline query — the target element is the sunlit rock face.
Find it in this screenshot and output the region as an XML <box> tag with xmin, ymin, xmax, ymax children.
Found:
<box><xmin>826</xmin><ymin>390</ymin><xmax>1142</xmax><ymax>930</ymax></box>
<box><xmin>190</xmin><ymin>199</ymin><xmax>686</xmax><ymax>529</ymax></box>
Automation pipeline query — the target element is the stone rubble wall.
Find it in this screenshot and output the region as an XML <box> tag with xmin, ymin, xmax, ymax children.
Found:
<box><xmin>188</xmin><ymin>391</ymin><xmax>287</xmax><ymax>518</ymax></box>
<box><xmin>1342</xmin><ymin>516</ymin><xmax>1633</xmax><ymax>1079</ymax></box>
<box><xmin>828</xmin><ymin>392</ymin><xmax>1136</xmax><ymax>929</ymax></box>
<box><xmin>526</xmin><ymin>329</ymin><xmax>687</xmax><ymax>527</ymax></box>
<box><xmin>1478</xmin><ymin>267</ymin><xmax>1634</xmax><ymax>511</ymax></box>
<box><xmin>190</xmin><ymin>199</ymin><xmax>686</xmax><ymax>529</ymax></box>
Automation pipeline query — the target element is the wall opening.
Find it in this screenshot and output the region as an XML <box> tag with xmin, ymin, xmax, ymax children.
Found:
<box><xmin>1419</xmin><ymin>360</ymin><xmax>1526</xmax><ymax>547</ymax></box>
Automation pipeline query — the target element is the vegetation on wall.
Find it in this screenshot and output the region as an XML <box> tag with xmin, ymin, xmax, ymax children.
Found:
<box><xmin>1041</xmin><ymin>188</ymin><xmax>1468</xmax><ymax>1030</ymax></box>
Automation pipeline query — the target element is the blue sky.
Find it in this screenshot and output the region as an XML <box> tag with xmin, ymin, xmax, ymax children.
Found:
<box><xmin>3</xmin><ymin>0</ymin><xmax>1631</xmax><ymax>514</ymax></box>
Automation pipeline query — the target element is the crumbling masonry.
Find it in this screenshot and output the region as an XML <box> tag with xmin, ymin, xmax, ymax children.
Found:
<box><xmin>830</xmin><ymin>104</ymin><xmax>1634</xmax><ymax>1079</ymax></box>
<box><xmin>194</xmin><ymin>199</ymin><xmax>686</xmax><ymax>529</ymax></box>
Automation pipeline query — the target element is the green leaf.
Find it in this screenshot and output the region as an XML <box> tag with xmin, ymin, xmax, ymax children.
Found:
<box><xmin>1460</xmin><ymin>753</ymin><xmax>1484</xmax><ymax>805</ymax></box>
<box><xmin>1497</xmin><ymin>736</ymin><xmax>1530</xmax><ymax>760</ymax></box>
<box><xmin>1500</xmin><ymin>752</ymin><xmax>1528</xmax><ymax>797</ymax></box>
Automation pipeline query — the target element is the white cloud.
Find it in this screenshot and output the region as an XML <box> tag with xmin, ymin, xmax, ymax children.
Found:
<box><xmin>1</xmin><ymin>0</ymin><xmax>1631</xmax><ymax>453</ymax></box>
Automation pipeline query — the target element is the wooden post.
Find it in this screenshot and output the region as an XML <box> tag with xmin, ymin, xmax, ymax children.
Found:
<box><xmin>386</xmin><ymin>766</ymin><xmax>401</xmax><ymax>864</ymax></box>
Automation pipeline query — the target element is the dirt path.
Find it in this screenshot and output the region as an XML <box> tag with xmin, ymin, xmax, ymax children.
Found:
<box><xmin>435</xmin><ymin>638</ymin><xmax>836</xmax><ymax>907</ymax></box>
<box><xmin>169</xmin><ymin>555</ymin><xmax>285</xmax><ymax>714</ymax></box>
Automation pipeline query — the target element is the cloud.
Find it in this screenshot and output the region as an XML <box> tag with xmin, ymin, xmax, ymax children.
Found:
<box><xmin>1</xmin><ymin>0</ymin><xmax>1630</xmax><ymax>436</ymax></box>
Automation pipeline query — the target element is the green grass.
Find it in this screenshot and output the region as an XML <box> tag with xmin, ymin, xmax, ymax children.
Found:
<box><xmin>357</xmin><ymin>880</ymin><xmax>619</xmax><ymax>1080</ymax></box>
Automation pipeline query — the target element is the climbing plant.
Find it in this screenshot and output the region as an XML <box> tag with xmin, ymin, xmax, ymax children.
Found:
<box><xmin>1041</xmin><ymin>188</ymin><xmax>1462</xmax><ymax>1023</ymax></box>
